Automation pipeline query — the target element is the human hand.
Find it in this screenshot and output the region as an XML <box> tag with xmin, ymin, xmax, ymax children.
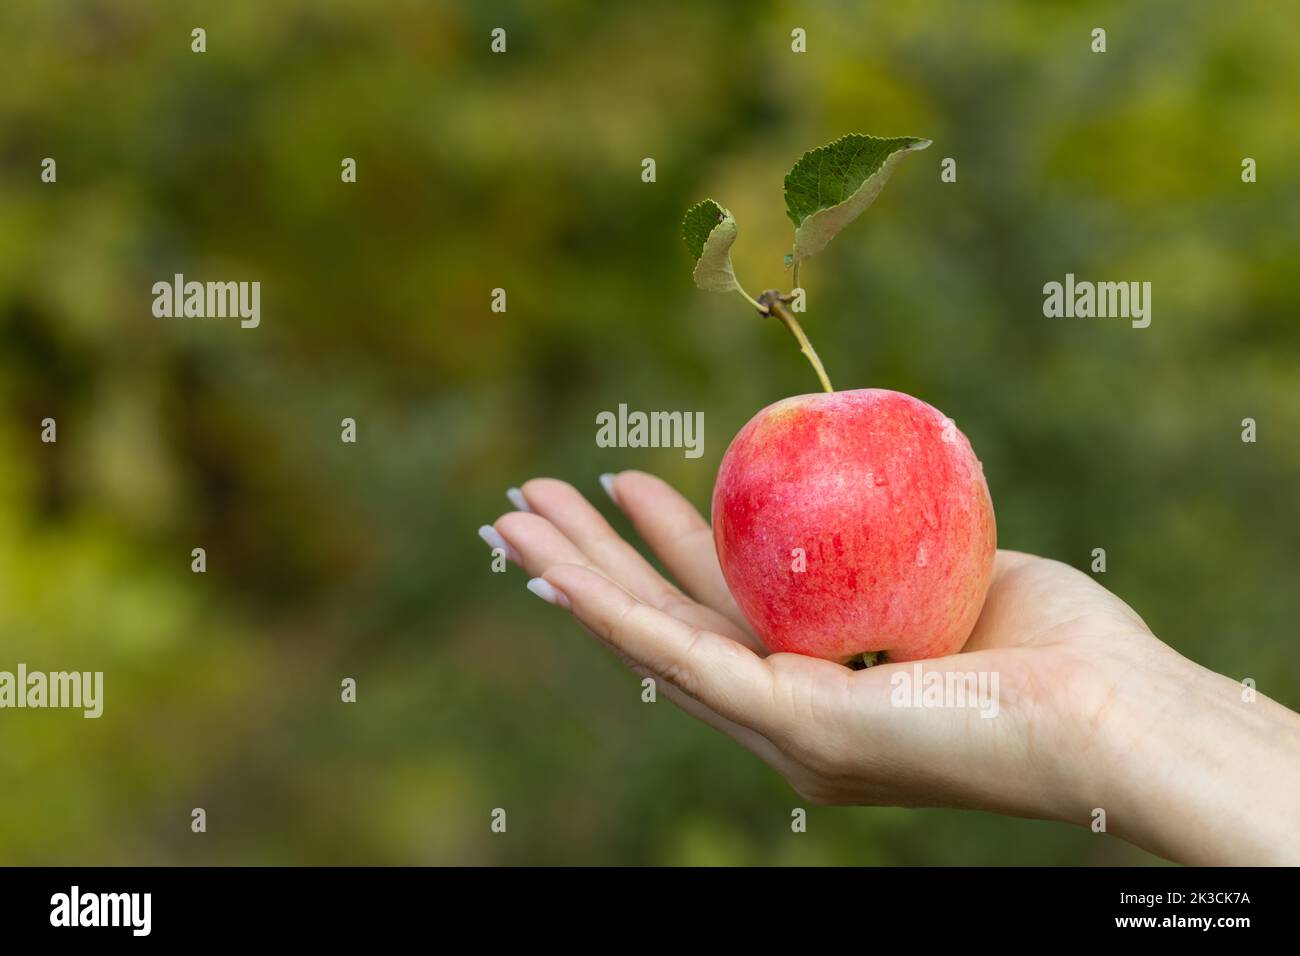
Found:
<box><xmin>483</xmin><ymin>471</ymin><xmax>1300</xmax><ymax>864</ymax></box>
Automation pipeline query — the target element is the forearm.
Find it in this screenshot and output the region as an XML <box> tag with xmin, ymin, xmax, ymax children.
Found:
<box><xmin>1099</xmin><ymin>649</ymin><xmax>1300</xmax><ymax>864</ymax></box>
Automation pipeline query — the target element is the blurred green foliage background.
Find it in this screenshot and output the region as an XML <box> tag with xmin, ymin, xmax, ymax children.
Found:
<box><xmin>1</xmin><ymin>0</ymin><xmax>1298</xmax><ymax>865</ymax></box>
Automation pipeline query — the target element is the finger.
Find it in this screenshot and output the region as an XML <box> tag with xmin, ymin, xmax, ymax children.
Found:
<box><xmin>602</xmin><ymin>470</ymin><xmax>751</xmax><ymax>633</ymax></box>
<box><xmin>520</xmin><ymin>477</ymin><xmax>672</xmax><ymax>598</ymax></box>
<box><xmin>538</xmin><ymin>563</ymin><xmax>780</xmax><ymax>737</ymax></box>
<box><xmin>517</xmin><ymin>478</ymin><xmax>761</xmax><ymax>650</ymax></box>
<box><xmin>493</xmin><ymin>511</ymin><xmax>589</xmax><ymax>572</ymax></box>
<box><xmin>495</xmin><ymin>511</ymin><xmax>757</xmax><ymax>648</ymax></box>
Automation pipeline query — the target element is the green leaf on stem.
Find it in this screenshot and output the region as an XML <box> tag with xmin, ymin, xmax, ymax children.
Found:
<box><xmin>784</xmin><ymin>134</ymin><xmax>931</xmax><ymax>266</ymax></box>
<box><xmin>682</xmin><ymin>199</ymin><xmax>740</xmax><ymax>292</ymax></box>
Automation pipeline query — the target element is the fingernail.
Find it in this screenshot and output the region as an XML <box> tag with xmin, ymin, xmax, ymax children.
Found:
<box><xmin>478</xmin><ymin>525</ymin><xmax>521</xmax><ymax>563</ymax></box>
<box><xmin>506</xmin><ymin>487</ymin><xmax>532</xmax><ymax>513</ymax></box>
<box><xmin>599</xmin><ymin>473</ymin><xmax>619</xmax><ymax>505</ymax></box>
<box><xmin>526</xmin><ymin>577</ymin><xmax>570</xmax><ymax>609</ymax></box>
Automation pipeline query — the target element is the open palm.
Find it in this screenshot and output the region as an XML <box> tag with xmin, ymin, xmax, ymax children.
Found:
<box><xmin>487</xmin><ymin>471</ymin><xmax>1172</xmax><ymax>824</ymax></box>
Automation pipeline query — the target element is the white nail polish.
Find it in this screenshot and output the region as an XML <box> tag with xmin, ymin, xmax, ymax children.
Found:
<box><xmin>526</xmin><ymin>577</ymin><xmax>569</xmax><ymax>608</ymax></box>
<box><xmin>478</xmin><ymin>525</ymin><xmax>520</xmax><ymax>562</ymax></box>
<box><xmin>599</xmin><ymin>473</ymin><xmax>618</xmax><ymax>505</ymax></box>
<box><xmin>506</xmin><ymin>487</ymin><xmax>532</xmax><ymax>513</ymax></box>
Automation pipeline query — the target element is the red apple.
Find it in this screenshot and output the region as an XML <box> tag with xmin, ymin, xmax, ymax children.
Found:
<box><xmin>712</xmin><ymin>388</ymin><xmax>996</xmax><ymax>665</ymax></box>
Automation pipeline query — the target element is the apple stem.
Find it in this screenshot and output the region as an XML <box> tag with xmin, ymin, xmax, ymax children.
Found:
<box><xmin>757</xmin><ymin>290</ymin><xmax>834</xmax><ymax>393</ymax></box>
<box><xmin>848</xmin><ymin>651</ymin><xmax>884</xmax><ymax>670</ymax></box>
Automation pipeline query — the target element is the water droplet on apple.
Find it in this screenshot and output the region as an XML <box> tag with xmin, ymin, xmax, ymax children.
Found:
<box><xmin>873</xmin><ymin>473</ymin><xmax>888</xmax><ymax>487</ymax></box>
<box><xmin>915</xmin><ymin>544</ymin><xmax>928</xmax><ymax>568</ymax></box>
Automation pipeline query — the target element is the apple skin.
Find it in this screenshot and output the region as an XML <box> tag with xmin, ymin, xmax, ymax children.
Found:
<box><xmin>712</xmin><ymin>388</ymin><xmax>996</xmax><ymax>664</ymax></box>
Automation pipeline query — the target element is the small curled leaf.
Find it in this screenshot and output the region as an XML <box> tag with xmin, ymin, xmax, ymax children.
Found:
<box><xmin>682</xmin><ymin>199</ymin><xmax>739</xmax><ymax>292</ymax></box>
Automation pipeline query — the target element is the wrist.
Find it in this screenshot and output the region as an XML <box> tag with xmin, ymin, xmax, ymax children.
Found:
<box><xmin>1090</xmin><ymin>644</ymin><xmax>1300</xmax><ymax>864</ymax></box>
